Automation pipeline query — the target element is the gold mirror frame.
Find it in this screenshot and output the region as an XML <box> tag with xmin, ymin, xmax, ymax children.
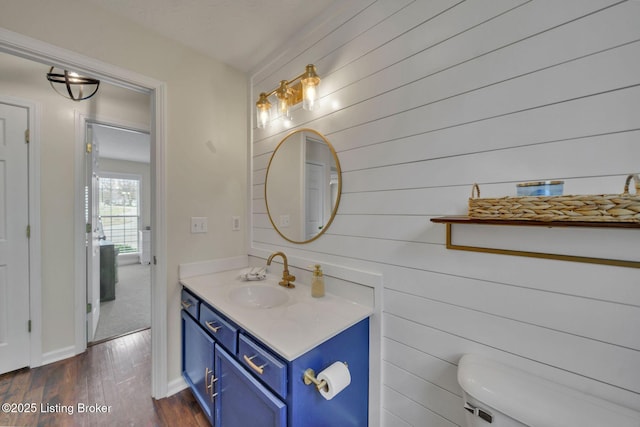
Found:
<box><xmin>265</xmin><ymin>128</ymin><xmax>342</xmax><ymax>244</ymax></box>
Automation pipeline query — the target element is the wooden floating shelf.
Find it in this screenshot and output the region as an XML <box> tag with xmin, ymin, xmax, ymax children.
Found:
<box><xmin>430</xmin><ymin>216</ymin><xmax>640</xmax><ymax>229</ymax></box>
<box><xmin>430</xmin><ymin>216</ymin><xmax>640</xmax><ymax>269</ymax></box>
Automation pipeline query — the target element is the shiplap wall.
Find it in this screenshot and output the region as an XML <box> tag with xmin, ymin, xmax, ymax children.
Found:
<box><xmin>250</xmin><ymin>1</ymin><xmax>640</xmax><ymax>425</ymax></box>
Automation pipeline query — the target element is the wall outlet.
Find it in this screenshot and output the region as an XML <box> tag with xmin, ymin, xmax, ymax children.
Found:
<box><xmin>191</xmin><ymin>217</ymin><xmax>208</xmax><ymax>233</ymax></box>
<box><xmin>232</xmin><ymin>216</ymin><xmax>241</xmax><ymax>231</ymax></box>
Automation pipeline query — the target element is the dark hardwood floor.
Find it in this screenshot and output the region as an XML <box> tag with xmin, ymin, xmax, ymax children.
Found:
<box><xmin>0</xmin><ymin>329</ymin><xmax>208</xmax><ymax>427</ymax></box>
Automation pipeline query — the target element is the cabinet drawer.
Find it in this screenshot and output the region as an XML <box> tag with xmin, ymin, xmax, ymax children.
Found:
<box><xmin>180</xmin><ymin>289</ymin><xmax>200</xmax><ymax>319</ymax></box>
<box><xmin>199</xmin><ymin>304</ymin><xmax>238</xmax><ymax>354</ymax></box>
<box><xmin>238</xmin><ymin>333</ymin><xmax>287</xmax><ymax>399</ymax></box>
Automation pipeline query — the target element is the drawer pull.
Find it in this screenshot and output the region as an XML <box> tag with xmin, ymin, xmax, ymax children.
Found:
<box><xmin>205</xmin><ymin>367</ymin><xmax>213</xmax><ymax>389</ymax></box>
<box><xmin>243</xmin><ymin>354</ymin><xmax>266</xmax><ymax>375</ymax></box>
<box><xmin>205</xmin><ymin>367</ymin><xmax>212</xmax><ymax>395</ymax></box>
<box><xmin>181</xmin><ymin>300</ymin><xmax>192</xmax><ymax>309</ymax></box>
<box><xmin>209</xmin><ymin>375</ymin><xmax>218</xmax><ymax>402</ymax></box>
<box><xmin>205</xmin><ymin>321</ymin><xmax>222</xmax><ymax>333</ymax></box>
<box><xmin>205</xmin><ymin>367</ymin><xmax>218</xmax><ymax>401</ymax></box>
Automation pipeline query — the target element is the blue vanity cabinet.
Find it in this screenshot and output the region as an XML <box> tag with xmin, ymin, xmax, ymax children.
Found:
<box><xmin>181</xmin><ymin>287</ymin><xmax>369</xmax><ymax>427</ymax></box>
<box><xmin>181</xmin><ymin>310</ymin><xmax>216</xmax><ymax>425</ymax></box>
<box><xmin>183</xmin><ymin>298</ymin><xmax>286</xmax><ymax>427</ymax></box>
<box><xmin>215</xmin><ymin>345</ymin><xmax>287</xmax><ymax>427</ymax></box>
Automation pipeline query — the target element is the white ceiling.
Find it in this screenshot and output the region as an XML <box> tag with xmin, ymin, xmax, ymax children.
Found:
<box><xmin>84</xmin><ymin>0</ymin><xmax>338</xmax><ymax>72</ymax></box>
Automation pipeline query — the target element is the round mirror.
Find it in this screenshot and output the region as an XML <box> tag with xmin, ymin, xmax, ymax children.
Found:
<box><xmin>265</xmin><ymin>128</ymin><xmax>341</xmax><ymax>243</ymax></box>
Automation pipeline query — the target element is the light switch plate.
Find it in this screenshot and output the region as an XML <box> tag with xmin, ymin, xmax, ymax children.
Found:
<box><xmin>232</xmin><ymin>216</ymin><xmax>241</xmax><ymax>231</ymax></box>
<box><xmin>191</xmin><ymin>217</ymin><xmax>208</xmax><ymax>233</ymax></box>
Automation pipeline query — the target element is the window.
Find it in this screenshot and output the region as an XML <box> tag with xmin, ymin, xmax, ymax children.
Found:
<box><xmin>99</xmin><ymin>175</ymin><xmax>140</xmax><ymax>254</ymax></box>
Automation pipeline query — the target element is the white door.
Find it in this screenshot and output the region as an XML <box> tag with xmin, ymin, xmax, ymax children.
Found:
<box><xmin>0</xmin><ymin>102</ymin><xmax>30</xmax><ymax>374</ymax></box>
<box><xmin>86</xmin><ymin>124</ymin><xmax>100</xmax><ymax>341</ymax></box>
<box><xmin>305</xmin><ymin>162</ymin><xmax>324</xmax><ymax>240</ymax></box>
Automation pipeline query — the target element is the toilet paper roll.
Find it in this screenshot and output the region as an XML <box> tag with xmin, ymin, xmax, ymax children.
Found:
<box><xmin>317</xmin><ymin>362</ymin><xmax>351</xmax><ymax>400</ymax></box>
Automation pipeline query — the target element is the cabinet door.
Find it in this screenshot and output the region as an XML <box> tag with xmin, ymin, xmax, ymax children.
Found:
<box><xmin>215</xmin><ymin>345</ymin><xmax>286</xmax><ymax>427</ymax></box>
<box><xmin>182</xmin><ymin>311</ymin><xmax>216</xmax><ymax>424</ymax></box>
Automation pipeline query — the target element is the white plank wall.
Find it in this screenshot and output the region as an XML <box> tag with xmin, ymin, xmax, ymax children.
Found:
<box><xmin>249</xmin><ymin>1</ymin><xmax>640</xmax><ymax>425</ymax></box>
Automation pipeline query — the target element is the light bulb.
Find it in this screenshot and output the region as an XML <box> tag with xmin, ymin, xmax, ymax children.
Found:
<box><xmin>257</xmin><ymin>107</ymin><xmax>270</xmax><ymax>128</ymax></box>
<box><xmin>276</xmin><ymin>80</ymin><xmax>291</xmax><ymax>120</ymax></box>
<box><xmin>303</xmin><ymin>85</ymin><xmax>317</xmax><ymax>110</ymax></box>
<box><xmin>277</xmin><ymin>95</ymin><xmax>290</xmax><ymax>120</ymax></box>
<box><xmin>301</xmin><ymin>65</ymin><xmax>320</xmax><ymax>111</ymax></box>
<box><xmin>256</xmin><ymin>93</ymin><xmax>271</xmax><ymax>129</ymax></box>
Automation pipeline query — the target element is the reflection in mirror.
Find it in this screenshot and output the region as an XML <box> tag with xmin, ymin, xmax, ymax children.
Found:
<box><xmin>265</xmin><ymin>129</ymin><xmax>341</xmax><ymax>243</ymax></box>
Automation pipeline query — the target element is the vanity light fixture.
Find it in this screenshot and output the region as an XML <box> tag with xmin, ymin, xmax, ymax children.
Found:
<box><xmin>256</xmin><ymin>64</ymin><xmax>320</xmax><ymax>128</ymax></box>
<box><xmin>46</xmin><ymin>66</ymin><xmax>100</xmax><ymax>101</ymax></box>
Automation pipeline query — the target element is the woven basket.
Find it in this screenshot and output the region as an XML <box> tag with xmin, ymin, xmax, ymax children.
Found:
<box><xmin>468</xmin><ymin>174</ymin><xmax>640</xmax><ymax>222</ymax></box>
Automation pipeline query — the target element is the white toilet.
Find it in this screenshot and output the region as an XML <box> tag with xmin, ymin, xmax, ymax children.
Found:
<box><xmin>457</xmin><ymin>354</ymin><xmax>640</xmax><ymax>427</ymax></box>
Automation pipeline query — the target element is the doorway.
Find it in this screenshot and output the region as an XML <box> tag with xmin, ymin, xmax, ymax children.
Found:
<box><xmin>85</xmin><ymin>122</ymin><xmax>152</xmax><ymax>344</ymax></box>
<box><xmin>0</xmin><ymin>30</ymin><xmax>169</xmax><ymax>398</ymax></box>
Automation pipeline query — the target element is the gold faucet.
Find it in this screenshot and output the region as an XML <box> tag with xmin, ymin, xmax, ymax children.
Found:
<box><xmin>266</xmin><ymin>251</ymin><xmax>296</xmax><ymax>288</ymax></box>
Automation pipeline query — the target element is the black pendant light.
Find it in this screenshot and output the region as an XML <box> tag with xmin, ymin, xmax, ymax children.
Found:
<box><xmin>46</xmin><ymin>66</ymin><xmax>100</xmax><ymax>101</ymax></box>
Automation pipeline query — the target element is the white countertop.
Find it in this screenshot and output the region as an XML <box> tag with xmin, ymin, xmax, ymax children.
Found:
<box><xmin>180</xmin><ymin>269</ymin><xmax>373</xmax><ymax>361</ymax></box>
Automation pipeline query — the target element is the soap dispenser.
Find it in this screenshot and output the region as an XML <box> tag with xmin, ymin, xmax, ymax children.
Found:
<box><xmin>311</xmin><ymin>264</ymin><xmax>325</xmax><ymax>298</ymax></box>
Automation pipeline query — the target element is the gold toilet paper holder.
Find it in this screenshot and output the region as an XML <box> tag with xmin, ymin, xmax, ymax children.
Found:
<box><xmin>302</xmin><ymin>362</ymin><xmax>348</xmax><ymax>393</ymax></box>
<box><xmin>303</xmin><ymin>368</ymin><xmax>328</xmax><ymax>392</ymax></box>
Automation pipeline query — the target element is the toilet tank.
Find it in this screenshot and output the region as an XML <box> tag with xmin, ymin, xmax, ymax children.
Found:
<box><xmin>457</xmin><ymin>354</ymin><xmax>640</xmax><ymax>427</ymax></box>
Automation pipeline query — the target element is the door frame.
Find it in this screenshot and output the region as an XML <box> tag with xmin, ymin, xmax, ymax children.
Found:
<box><xmin>0</xmin><ymin>27</ymin><xmax>169</xmax><ymax>398</ymax></box>
<box><xmin>0</xmin><ymin>95</ymin><xmax>42</xmax><ymax>370</ymax></box>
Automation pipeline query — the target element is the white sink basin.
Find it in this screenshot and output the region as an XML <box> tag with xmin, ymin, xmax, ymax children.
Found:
<box><xmin>228</xmin><ymin>285</ymin><xmax>290</xmax><ymax>309</ymax></box>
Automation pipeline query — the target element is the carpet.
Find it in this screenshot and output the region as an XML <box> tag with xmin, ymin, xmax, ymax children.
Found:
<box><xmin>93</xmin><ymin>263</ymin><xmax>151</xmax><ymax>342</ymax></box>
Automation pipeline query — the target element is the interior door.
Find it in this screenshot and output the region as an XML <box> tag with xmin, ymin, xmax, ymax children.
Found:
<box><xmin>86</xmin><ymin>123</ymin><xmax>100</xmax><ymax>341</ymax></box>
<box><xmin>182</xmin><ymin>311</ymin><xmax>215</xmax><ymax>425</ymax></box>
<box><xmin>304</xmin><ymin>162</ymin><xmax>324</xmax><ymax>240</ymax></box>
<box><xmin>0</xmin><ymin>102</ymin><xmax>30</xmax><ymax>374</ymax></box>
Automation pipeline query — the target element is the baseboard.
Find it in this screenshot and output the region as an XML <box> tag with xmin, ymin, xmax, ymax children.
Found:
<box><xmin>41</xmin><ymin>345</ymin><xmax>76</xmax><ymax>366</ymax></box>
<box><xmin>166</xmin><ymin>376</ymin><xmax>188</xmax><ymax>397</ymax></box>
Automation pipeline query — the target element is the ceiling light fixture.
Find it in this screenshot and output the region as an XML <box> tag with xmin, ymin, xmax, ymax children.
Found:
<box><xmin>256</xmin><ymin>64</ymin><xmax>320</xmax><ymax>129</ymax></box>
<box><xmin>46</xmin><ymin>66</ymin><xmax>100</xmax><ymax>101</ymax></box>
